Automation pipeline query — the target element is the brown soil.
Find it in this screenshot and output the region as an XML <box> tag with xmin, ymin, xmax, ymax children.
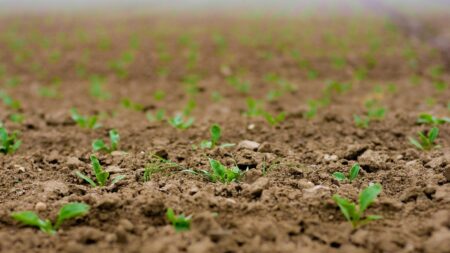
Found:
<box><xmin>0</xmin><ymin>13</ymin><xmax>449</xmax><ymax>253</ymax></box>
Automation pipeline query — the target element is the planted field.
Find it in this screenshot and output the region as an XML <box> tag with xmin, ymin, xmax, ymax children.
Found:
<box><xmin>0</xmin><ymin>14</ymin><xmax>449</xmax><ymax>253</ymax></box>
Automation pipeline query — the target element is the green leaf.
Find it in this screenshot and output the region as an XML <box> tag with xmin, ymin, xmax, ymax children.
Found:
<box><xmin>332</xmin><ymin>172</ymin><xmax>346</xmax><ymax>181</ymax></box>
<box><xmin>428</xmin><ymin>127</ymin><xmax>439</xmax><ymax>143</ymax></box>
<box><xmin>109</xmin><ymin>129</ymin><xmax>120</xmax><ymax>151</ymax></box>
<box><xmin>90</xmin><ymin>155</ymin><xmax>109</xmax><ymax>186</ymax></box>
<box><xmin>54</xmin><ymin>203</ymin><xmax>90</xmax><ymax>230</ymax></box>
<box><xmin>111</xmin><ymin>175</ymin><xmax>125</xmax><ymax>186</ymax></box>
<box><xmin>359</xmin><ymin>184</ymin><xmax>382</xmax><ymax>214</ymax></box>
<box><xmin>332</xmin><ymin>195</ymin><xmax>357</xmax><ymax>223</ymax></box>
<box><xmin>409</xmin><ymin>137</ymin><xmax>423</xmax><ymax>150</ymax></box>
<box><xmin>75</xmin><ymin>171</ymin><xmax>97</xmax><ymax>187</ymax></box>
<box><xmin>92</xmin><ymin>139</ymin><xmax>107</xmax><ymax>152</ymax></box>
<box><xmin>166</xmin><ymin>208</ymin><xmax>191</xmax><ymax>232</ymax></box>
<box><xmin>200</xmin><ymin>140</ymin><xmax>212</xmax><ymax>149</ymax></box>
<box><xmin>209</xmin><ymin>158</ymin><xmax>225</xmax><ymax>179</ymax></box>
<box><xmin>210</xmin><ymin>124</ymin><xmax>221</xmax><ymax>145</ymax></box>
<box><xmin>11</xmin><ymin>211</ymin><xmax>55</xmax><ymax>234</ymax></box>
<box><xmin>349</xmin><ymin>163</ymin><xmax>360</xmax><ymax>181</ymax></box>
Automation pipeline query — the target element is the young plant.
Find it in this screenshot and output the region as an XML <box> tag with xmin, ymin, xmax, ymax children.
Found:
<box><xmin>11</xmin><ymin>202</ymin><xmax>89</xmax><ymax>235</ymax></box>
<box><xmin>143</xmin><ymin>155</ymin><xmax>181</xmax><ymax>182</ymax></box>
<box><xmin>333</xmin><ymin>163</ymin><xmax>360</xmax><ymax>182</ymax></box>
<box><xmin>0</xmin><ymin>91</ymin><xmax>21</xmax><ymax>110</ymax></box>
<box><xmin>0</xmin><ymin>126</ymin><xmax>21</xmax><ymax>154</ymax></box>
<box><xmin>168</xmin><ymin>114</ymin><xmax>194</xmax><ymax>129</ymax></box>
<box><xmin>70</xmin><ymin>108</ymin><xmax>101</xmax><ymax>129</ymax></box>
<box><xmin>417</xmin><ymin>113</ymin><xmax>450</xmax><ymax>125</ymax></box>
<box><xmin>409</xmin><ymin>127</ymin><xmax>440</xmax><ymax>151</ymax></box>
<box><xmin>262</xmin><ymin>111</ymin><xmax>286</xmax><ymax>126</ymax></box>
<box><xmin>121</xmin><ymin>98</ymin><xmax>144</xmax><ymax>112</ymax></box>
<box><xmin>92</xmin><ymin>129</ymin><xmax>120</xmax><ymax>153</ymax></box>
<box><xmin>89</xmin><ymin>75</ymin><xmax>111</xmax><ymax>100</ymax></box>
<box><xmin>184</xmin><ymin>158</ymin><xmax>242</xmax><ymax>183</ymax></box>
<box><xmin>353</xmin><ymin>115</ymin><xmax>369</xmax><ymax>128</ymax></box>
<box><xmin>166</xmin><ymin>208</ymin><xmax>191</xmax><ymax>232</ymax></box>
<box><xmin>146</xmin><ymin>109</ymin><xmax>166</xmax><ymax>122</ymax></box>
<box><xmin>75</xmin><ymin>155</ymin><xmax>125</xmax><ymax>187</ymax></box>
<box><xmin>200</xmin><ymin>124</ymin><xmax>234</xmax><ymax>149</ymax></box>
<box><xmin>333</xmin><ymin>183</ymin><xmax>382</xmax><ymax>228</ymax></box>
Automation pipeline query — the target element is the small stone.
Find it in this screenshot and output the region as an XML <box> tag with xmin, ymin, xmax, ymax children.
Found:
<box><xmin>111</xmin><ymin>151</ymin><xmax>128</xmax><ymax>157</ymax></box>
<box><xmin>443</xmin><ymin>167</ymin><xmax>450</xmax><ymax>182</ymax></box>
<box><xmin>106</xmin><ymin>165</ymin><xmax>124</xmax><ymax>173</ymax></box>
<box><xmin>257</xmin><ymin>142</ymin><xmax>272</xmax><ymax>153</ymax></box>
<box><xmin>324</xmin><ymin>154</ymin><xmax>338</xmax><ymax>162</ymax></box>
<box><xmin>358</xmin><ymin>150</ymin><xmax>388</xmax><ymax>172</ymax></box>
<box><xmin>118</xmin><ymin>219</ymin><xmax>134</xmax><ymax>232</ymax></box>
<box><xmin>351</xmin><ymin>229</ymin><xmax>369</xmax><ymax>245</ymax></box>
<box><xmin>247</xmin><ymin>124</ymin><xmax>255</xmax><ymax>130</ymax></box>
<box><xmin>35</xmin><ymin>202</ymin><xmax>47</xmax><ymax>211</ymax></box>
<box><xmin>426</xmin><ymin>157</ymin><xmax>445</xmax><ymax>169</ymax></box>
<box><xmin>67</xmin><ymin>157</ymin><xmax>83</xmax><ymax>169</ymax></box>
<box><xmin>298</xmin><ymin>179</ymin><xmax>314</xmax><ymax>189</ymax></box>
<box><xmin>247</xmin><ymin>177</ymin><xmax>269</xmax><ymax>198</ymax></box>
<box><xmin>237</xmin><ymin>140</ymin><xmax>260</xmax><ymax>151</ymax></box>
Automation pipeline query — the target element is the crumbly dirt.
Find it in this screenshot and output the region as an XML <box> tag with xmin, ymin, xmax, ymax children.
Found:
<box><xmin>0</xmin><ymin>13</ymin><xmax>449</xmax><ymax>253</ymax></box>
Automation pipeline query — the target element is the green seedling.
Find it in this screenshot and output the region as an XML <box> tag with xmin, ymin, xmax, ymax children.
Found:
<box><xmin>10</xmin><ymin>113</ymin><xmax>24</xmax><ymax>124</ymax></box>
<box><xmin>143</xmin><ymin>155</ymin><xmax>181</xmax><ymax>182</ymax></box>
<box><xmin>70</xmin><ymin>108</ymin><xmax>101</xmax><ymax>129</ymax></box>
<box><xmin>227</xmin><ymin>76</ymin><xmax>251</xmax><ymax>94</ymax></box>
<box><xmin>153</xmin><ymin>90</ymin><xmax>166</xmax><ymax>101</ymax></box>
<box><xmin>333</xmin><ymin>183</ymin><xmax>382</xmax><ymax>228</ymax></box>
<box><xmin>182</xmin><ymin>99</ymin><xmax>197</xmax><ymax>116</ymax></box>
<box><xmin>168</xmin><ymin>114</ymin><xmax>194</xmax><ymax>129</ymax></box>
<box><xmin>244</xmin><ymin>98</ymin><xmax>263</xmax><ymax>117</ymax></box>
<box><xmin>92</xmin><ymin>129</ymin><xmax>120</xmax><ymax>153</ymax></box>
<box><xmin>333</xmin><ymin>163</ymin><xmax>360</xmax><ymax>182</ymax></box>
<box><xmin>166</xmin><ymin>208</ymin><xmax>191</xmax><ymax>232</ymax></box>
<box><xmin>121</xmin><ymin>98</ymin><xmax>144</xmax><ymax>112</ymax></box>
<box><xmin>200</xmin><ymin>124</ymin><xmax>234</xmax><ymax>149</ymax></box>
<box><xmin>0</xmin><ymin>126</ymin><xmax>21</xmax><ymax>154</ymax></box>
<box><xmin>262</xmin><ymin>111</ymin><xmax>286</xmax><ymax>126</ymax></box>
<box><xmin>417</xmin><ymin>113</ymin><xmax>450</xmax><ymax>125</ymax></box>
<box><xmin>184</xmin><ymin>158</ymin><xmax>242</xmax><ymax>183</ymax></box>
<box><xmin>353</xmin><ymin>115</ymin><xmax>369</xmax><ymax>128</ymax></box>
<box><xmin>89</xmin><ymin>75</ymin><xmax>111</xmax><ymax>100</ymax></box>
<box><xmin>409</xmin><ymin>127</ymin><xmax>440</xmax><ymax>151</ymax></box>
<box><xmin>0</xmin><ymin>91</ymin><xmax>21</xmax><ymax>110</ymax></box>
<box><xmin>365</xmin><ymin>100</ymin><xmax>386</xmax><ymax>120</ymax></box>
<box><xmin>11</xmin><ymin>202</ymin><xmax>89</xmax><ymax>235</ymax></box>
<box><xmin>38</xmin><ymin>85</ymin><xmax>59</xmax><ymax>98</ymax></box>
<box><xmin>146</xmin><ymin>109</ymin><xmax>166</xmax><ymax>122</ymax></box>
<box><xmin>75</xmin><ymin>155</ymin><xmax>125</xmax><ymax>187</ymax></box>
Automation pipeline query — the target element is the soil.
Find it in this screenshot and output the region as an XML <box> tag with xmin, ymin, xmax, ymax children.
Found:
<box><xmin>0</xmin><ymin>13</ymin><xmax>449</xmax><ymax>253</ymax></box>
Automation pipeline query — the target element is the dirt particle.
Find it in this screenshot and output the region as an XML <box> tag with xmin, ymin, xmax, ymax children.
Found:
<box><xmin>35</xmin><ymin>202</ymin><xmax>47</xmax><ymax>212</ymax></box>
<box><xmin>237</xmin><ymin>140</ymin><xmax>260</xmax><ymax>151</ymax></box>
<box><xmin>444</xmin><ymin>167</ymin><xmax>450</xmax><ymax>182</ymax></box>
<box><xmin>357</xmin><ymin>150</ymin><xmax>388</xmax><ymax>172</ymax></box>
<box><xmin>245</xmin><ymin>177</ymin><xmax>269</xmax><ymax>199</ymax></box>
<box><xmin>257</xmin><ymin>142</ymin><xmax>272</xmax><ymax>153</ymax></box>
<box><xmin>67</xmin><ymin>157</ymin><xmax>83</xmax><ymax>169</ymax></box>
<box><xmin>423</xmin><ymin>228</ymin><xmax>450</xmax><ymax>253</ymax></box>
<box><xmin>340</xmin><ymin>144</ymin><xmax>368</xmax><ymax>160</ymax></box>
<box><xmin>324</xmin><ymin>154</ymin><xmax>338</xmax><ymax>162</ymax></box>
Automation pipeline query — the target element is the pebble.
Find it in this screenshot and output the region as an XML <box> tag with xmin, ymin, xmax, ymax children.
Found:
<box><xmin>35</xmin><ymin>202</ymin><xmax>47</xmax><ymax>211</ymax></box>
<box><xmin>324</xmin><ymin>154</ymin><xmax>338</xmax><ymax>162</ymax></box>
<box><xmin>237</xmin><ymin>140</ymin><xmax>260</xmax><ymax>151</ymax></box>
<box><xmin>111</xmin><ymin>151</ymin><xmax>128</xmax><ymax>157</ymax></box>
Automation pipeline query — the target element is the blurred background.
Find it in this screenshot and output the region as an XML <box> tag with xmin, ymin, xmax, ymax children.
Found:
<box><xmin>1</xmin><ymin>0</ymin><xmax>449</xmax><ymax>14</ymax></box>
